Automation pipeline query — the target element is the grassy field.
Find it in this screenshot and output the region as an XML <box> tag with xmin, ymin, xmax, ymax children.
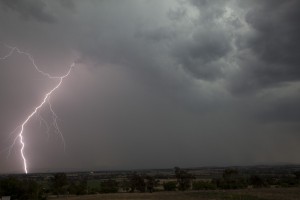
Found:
<box><xmin>54</xmin><ymin>187</ymin><xmax>300</xmax><ymax>200</ymax></box>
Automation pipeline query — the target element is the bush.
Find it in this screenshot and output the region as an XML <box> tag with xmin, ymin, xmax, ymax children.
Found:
<box><xmin>68</xmin><ymin>180</ymin><xmax>87</xmax><ymax>195</ymax></box>
<box><xmin>145</xmin><ymin>176</ymin><xmax>159</xmax><ymax>193</ymax></box>
<box><xmin>212</xmin><ymin>168</ymin><xmax>248</xmax><ymax>189</ymax></box>
<box><xmin>100</xmin><ymin>179</ymin><xmax>118</xmax><ymax>193</ymax></box>
<box><xmin>120</xmin><ymin>179</ymin><xmax>130</xmax><ymax>192</ymax></box>
<box><xmin>278</xmin><ymin>177</ymin><xmax>298</xmax><ymax>187</ymax></box>
<box><xmin>0</xmin><ymin>177</ymin><xmax>46</xmax><ymax>200</ymax></box>
<box><xmin>163</xmin><ymin>181</ymin><xmax>177</xmax><ymax>191</ymax></box>
<box><xmin>213</xmin><ymin>177</ymin><xmax>248</xmax><ymax>189</ymax></box>
<box><xmin>192</xmin><ymin>181</ymin><xmax>217</xmax><ymax>190</ymax></box>
<box><xmin>249</xmin><ymin>175</ymin><xmax>269</xmax><ymax>188</ymax></box>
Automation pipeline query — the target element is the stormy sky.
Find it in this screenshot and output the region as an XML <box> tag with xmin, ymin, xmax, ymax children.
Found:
<box><xmin>1</xmin><ymin>0</ymin><xmax>300</xmax><ymax>174</ymax></box>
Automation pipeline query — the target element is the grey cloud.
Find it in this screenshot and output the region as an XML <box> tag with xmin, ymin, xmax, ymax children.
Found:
<box><xmin>60</xmin><ymin>0</ymin><xmax>75</xmax><ymax>10</ymax></box>
<box><xmin>1</xmin><ymin>0</ymin><xmax>300</xmax><ymax>173</ymax></box>
<box><xmin>135</xmin><ymin>26</ymin><xmax>177</xmax><ymax>43</ymax></box>
<box><xmin>190</xmin><ymin>0</ymin><xmax>229</xmax><ymax>19</ymax></box>
<box><xmin>230</xmin><ymin>0</ymin><xmax>300</xmax><ymax>94</ymax></box>
<box><xmin>167</xmin><ymin>6</ymin><xmax>187</xmax><ymax>21</ymax></box>
<box><xmin>0</xmin><ymin>0</ymin><xmax>56</xmax><ymax>23</ymax></box>
<box><xmin>173</xmin><ymin>29</ymin><xmax>232</xmax><ymax>80</ymax></box>
<box><xmin>168</xmin><ymin>0</ymin><xmax>235</xmax><ymax>80</ymax></box>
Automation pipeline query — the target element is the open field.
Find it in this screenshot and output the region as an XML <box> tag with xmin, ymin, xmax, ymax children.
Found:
<box><xmin>54</xmin><ymin>188</ymin><xmax>300</xmax><ymax>200</ymax></box>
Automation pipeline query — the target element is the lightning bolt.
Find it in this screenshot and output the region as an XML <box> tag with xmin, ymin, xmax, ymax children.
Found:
<box><xmin>1</xmin><ymin>45</ymin><xmax>74</xmax><ymax>174</ymax></box>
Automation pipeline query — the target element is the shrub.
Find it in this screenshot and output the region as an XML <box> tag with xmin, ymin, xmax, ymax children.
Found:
<box><xmin>163</xmin><ymin>181</ymin><xmax>177</xmax><ymax>191</ymax></box>
<box><xmin>100</xmin><ymin>179</ymin><xmax>118</xmax><ymax>193</ymax></box>
<box><xmin>192</xmin><ymin>180</ymin><xmax>217</xmax><ymax>190</ymax></box>
<box><xmin>249</xmin><ymin>175</ymin><xmax>269</xmax><ymax>188</ymax></box>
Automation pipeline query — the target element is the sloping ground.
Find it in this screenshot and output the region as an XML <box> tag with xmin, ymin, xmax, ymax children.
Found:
<box><xmin>54</xmin><ymin>188</ymin><xmax>300</xmax><ymax>200</ymax></box>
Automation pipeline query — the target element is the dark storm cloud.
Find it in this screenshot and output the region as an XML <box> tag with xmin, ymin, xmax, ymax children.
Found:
<box><xmin>171</xmin><ymin>0</ymin><xmax>233</xmax><ymax>80</ymax></box>
<box><xmin>0</xmin><ymin>0</ymin><xmax>56</xmax><ymax>23</ymax></box>
<box><xmin>190</xmin><ymin>0</ymin><xmax>229</xmax><ymax>19</ymax></box>
<box><xmin>173</xmin><ymin>29</ymin><xmax>232</xmax><ymax>80</ymax></box>
<box><xmin>169</xmin><ymin>0</ymin><xmax>300</xmax><ymax>94</ymax></box>
<box><xmin>229</xmin><ymin>0</ymin><xmax>300</xmax><ymax>94</ymax></box>
<box><xmin>1</xmin><ymin>0</ymin><xmax>300</xmax><ymax>173</ymax></box>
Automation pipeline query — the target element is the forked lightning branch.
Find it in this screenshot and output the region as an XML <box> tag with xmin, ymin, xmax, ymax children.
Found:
<box><xmin>0</xmin><ymin>45</ymin><xmax>74</xmax><ymax>174</ymax></box>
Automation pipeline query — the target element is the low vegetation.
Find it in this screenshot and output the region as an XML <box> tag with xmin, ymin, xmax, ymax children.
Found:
<box><xmin>1</xmin><ymin>166</ymin><xmax>300</xmax><ymax>199</ymax></box>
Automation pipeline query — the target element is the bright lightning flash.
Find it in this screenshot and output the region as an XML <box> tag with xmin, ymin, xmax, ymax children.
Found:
<box><xmin>0</xmin><ymin>45</ymin><xmax>74</xmax><ymax>174</ymax></box>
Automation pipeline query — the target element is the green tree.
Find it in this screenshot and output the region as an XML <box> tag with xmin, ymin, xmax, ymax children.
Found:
<box><xmin>22</xmin><ymin>180</ymin><xmax>45</xmax><ymax>200</ymax></box>
<box><xmin>51</xmin><ymin>173</ymin><xmax>68</xmax><ymax>197</ymax></box>
<box><xmin>223</xmin><ymin>169</ymin><xmax>239</xmax><ymax>180</ymax></box>
<box><xmin>129</xmin><ymin>173</ymin><xmax>146</xmax><ymax>192</ymax></box>
<box><xmin>120</xmin><ymin>179</ymin><xmax>131</xmax><ymax>192</ymax></box>
<box><xmin>174</xmin><ymin>167</ymin><xmax>194</xmax><ymax>191</ymax></box>
<box><xmin>0</xmin><ymin>177</ymin><xmax>23</xmax><ymax>199</ymax></box>
<box><xmin>0</xmin><ymin>177</ymin><xmax>46</xmax><ymax>200</ymax></box>
<box><xmin>145</xmin><ymin>175</ymin><xmax>159</xmax><ymax>193</ymax></box>
<box><xmin>68</xmin><ymin>179</ymin><xmax>87</xmax><ymax>195</ymax></box>
<box><xmin>213</xmin><ymin>168</ymin><xmax>247</xmax><ymax>189</ymax></box>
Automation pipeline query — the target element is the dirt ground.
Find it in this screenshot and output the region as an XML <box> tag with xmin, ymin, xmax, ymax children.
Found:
<box><xmin>53</xmin><ymin>187</ymin><xmax>300</xmax><ymax>200</ymax></box>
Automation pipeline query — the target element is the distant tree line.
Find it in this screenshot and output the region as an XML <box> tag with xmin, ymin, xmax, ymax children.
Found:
<box><xmin>192</xmin><ymin>168</ymin><xmax>300</xmax><ymax>190</ymax></box>
<box><xmin>2</xmin><ymin>168</ymin><xmax>300</xmax><ymax>199</ymax></box>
